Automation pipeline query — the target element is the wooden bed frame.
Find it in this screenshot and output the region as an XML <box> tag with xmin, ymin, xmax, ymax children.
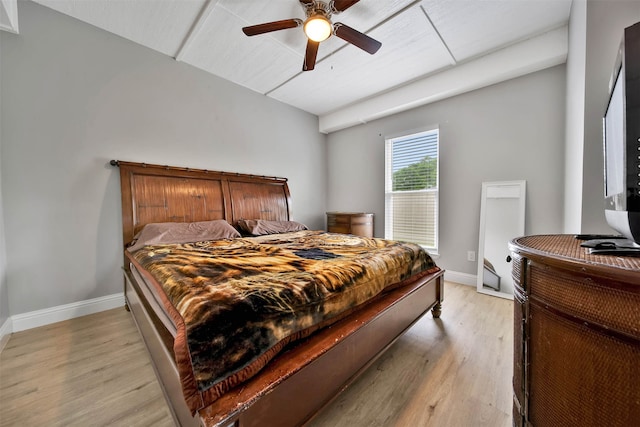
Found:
<box><xmin>113</xmin><ymin>160</ymin><xmax>445</xmax><ymax>427</ymax></box>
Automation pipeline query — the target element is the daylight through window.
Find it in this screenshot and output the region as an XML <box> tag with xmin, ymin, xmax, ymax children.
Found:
<box><xmin>385</xmin><ymin>129</ymin><xmax>439</xmax><ymax>252</ymax></box>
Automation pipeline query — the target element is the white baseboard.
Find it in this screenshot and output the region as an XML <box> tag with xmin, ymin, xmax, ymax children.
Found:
<box><xmin>0</xmin><ymin>317</ymin><xmax>12</xmax><ymax>353</ymax></box>
<box><xmin>444</xmin><ymin>270</ymin><xmax>477</xmax><ymax>287</ymax></box>
<box><xmin>1</xmin><ymin>273</ymin><xmax>474</xmax><ymax>346</ymax></box>
<box><xmin>11</xmin><ymin>293</ymin><xmax>125</xmax><ymax>333</ymax></box>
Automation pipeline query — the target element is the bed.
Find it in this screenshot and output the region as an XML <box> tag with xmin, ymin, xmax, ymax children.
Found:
<box><xmin>113</xmin><ymin>160</ymin><xmax>445</xmax><ymax>427</ymax></box>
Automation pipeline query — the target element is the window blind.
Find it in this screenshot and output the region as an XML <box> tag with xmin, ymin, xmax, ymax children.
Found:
<box><xmin>385</xmin><ymin>129</ymin><xmax>439</xmax><ymax>251</ymax></box>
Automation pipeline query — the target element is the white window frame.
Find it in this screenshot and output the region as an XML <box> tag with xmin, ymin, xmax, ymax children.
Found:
<box><xmin>384</xmin><ymin>129</ymin><xmax>439</xmax><ymax>253</ymax></box>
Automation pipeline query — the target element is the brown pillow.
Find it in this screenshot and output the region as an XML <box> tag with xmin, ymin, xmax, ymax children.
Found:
<box><xmin>128</xmin><ymin>220</ymin><xmax>240</xmax><ymax>252</ymax></box>
<box><xmin>237</xmin><ymin>219</ymin><xmax>308</xmax><ymax>236</ymax></box>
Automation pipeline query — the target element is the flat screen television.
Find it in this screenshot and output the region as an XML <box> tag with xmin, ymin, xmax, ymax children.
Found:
<box><xmin>603</xmin><ymin>21</ymin><xmax>640</xmax><ymax>244</ymax></box>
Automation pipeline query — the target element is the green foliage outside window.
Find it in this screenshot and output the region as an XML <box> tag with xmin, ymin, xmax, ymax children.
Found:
<box><xmin>392</xmin><ymin>156</ymin><xmax>437</xmax><ymax>191</ymax></box>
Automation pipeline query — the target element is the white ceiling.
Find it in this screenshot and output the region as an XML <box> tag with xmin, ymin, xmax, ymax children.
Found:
<box><xmin>26</xmin><ymin>0</ymin><xmax>573</xmax><ymax>132</ymax></box>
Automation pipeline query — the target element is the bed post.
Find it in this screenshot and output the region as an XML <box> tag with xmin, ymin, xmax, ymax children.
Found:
<box><xmin>431</xmin><ymin>274</ymin><xmax>444</xmax><ymax>318</ymax></box>
<box><xmin>110</xmin><ymin>160</ymin><xmax>132</xmax><ymax>311</ymax></box>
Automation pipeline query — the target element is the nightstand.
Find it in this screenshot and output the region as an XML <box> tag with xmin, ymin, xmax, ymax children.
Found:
<box><xmin>326</xmin><ymin>212</ymin><xmax>374</xmax><ymax>237</ymax></box>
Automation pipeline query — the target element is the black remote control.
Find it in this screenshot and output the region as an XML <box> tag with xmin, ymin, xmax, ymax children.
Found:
<box><xmin>574</xmin><ymin>234</ymin><xmax>626</xmax><ymax>240</ymax></box>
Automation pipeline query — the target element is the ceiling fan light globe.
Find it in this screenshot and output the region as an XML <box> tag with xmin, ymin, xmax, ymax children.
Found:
<box><xmin>304</xmin><ymin>16</ymin><xmax>332</xmax><ymax>42</ymax></box>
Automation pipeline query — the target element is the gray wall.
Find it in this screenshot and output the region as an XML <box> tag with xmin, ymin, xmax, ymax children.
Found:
<box><xmin>563</xmin><ymin>0</ymin><xmax>587</xmax><ymax>234</ymax></box>
<box><xmin>0</xmin><ymin>1</ymin><xmax>326</xmax><ymax>315</ymax></box>
<box><xmin>0</xmin><ymin>78</ymin><xmax>7</xmax><ymax>327</ymax></box>
<box><xmin>327</xmin><ymin>66</ymin><xmax>566</xmax><ymax>275</ymax></box>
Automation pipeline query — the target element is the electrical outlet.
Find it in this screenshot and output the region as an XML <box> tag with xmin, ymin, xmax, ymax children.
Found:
<box><xmin>467</xmin><ymin>251</ymin><xmax>476</xmax><ymax>262</ymax></box>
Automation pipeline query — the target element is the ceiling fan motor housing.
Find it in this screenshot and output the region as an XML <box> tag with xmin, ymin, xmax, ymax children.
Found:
<box><xmin>303</xmin><ymin>1</ymin><xmax>333</xmax><ymax>19</ymax></box>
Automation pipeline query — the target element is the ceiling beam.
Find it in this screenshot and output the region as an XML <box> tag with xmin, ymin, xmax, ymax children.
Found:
<box><xmin>319</xmin><ymin>25</ymin><xmax>568</xmax><ymax>134</ymax></box>
<box><xmin>0</xmin><ymin>0</ymin><xmax>19</xmax><ymax>34</ymax></box>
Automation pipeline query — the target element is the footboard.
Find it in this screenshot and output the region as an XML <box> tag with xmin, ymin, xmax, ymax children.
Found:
<box><xmin>125</xmin><ymin>268</ymin><xmax>444</xmax><ymax>427</ymax></box>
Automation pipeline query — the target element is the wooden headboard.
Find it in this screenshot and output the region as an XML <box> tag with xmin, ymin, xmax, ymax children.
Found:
<box><xmin>113</xmin><ymin>161</ymin><xmax>292</xmax><ymax>247</ymax></box>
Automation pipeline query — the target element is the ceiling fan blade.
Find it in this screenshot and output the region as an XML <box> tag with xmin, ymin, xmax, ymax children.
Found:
<box><xmin>303</xmin><ymin>40</ymin><xmax>320</xmax><ymax>71</ymax></box>
<box><xmin>242</xmin><ymin>19</ymin><xmax>301</xmax><ymax>36</ymax></box>
<box><xmin>333</xmin><ymin>0</ymin><xmax>360</xmax><ymax>12</ymax></box>
<box><xmin>334</xmin><ymin>23</ymin><xmax>381</xmax><ymax>54</ymax></box>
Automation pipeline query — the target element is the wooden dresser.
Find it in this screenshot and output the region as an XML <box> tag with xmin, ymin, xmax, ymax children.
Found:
<box><xmin>326</xmin><ymin>212</ymin><xmax>374</xmax><ymax>237</ymax></box>
<box><xmin>508</xmin><ymin>235</ymin><xmax>640</xmax><ymax>427</ymax></box>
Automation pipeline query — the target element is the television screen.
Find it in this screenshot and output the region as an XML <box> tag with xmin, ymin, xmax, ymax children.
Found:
<box><xmin>600</xmin><ymin>21</ymin><xmax>640</xmax><ymax>247</ymax></box>
<box><xmin>604</xmin><ymin>66</ymin><xmax>625</xmax><ymax>200</ymax></box>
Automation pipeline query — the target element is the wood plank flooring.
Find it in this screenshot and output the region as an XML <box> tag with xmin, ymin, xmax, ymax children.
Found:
<box><xmin>0</xmin><ymin>282</ymin><xmax>513</xmax><ymax>427</ymax></box>
<box><xmin>0</xmin><ymin>308</ymin><xmax>173</xmax><ymax>426</ymax></box>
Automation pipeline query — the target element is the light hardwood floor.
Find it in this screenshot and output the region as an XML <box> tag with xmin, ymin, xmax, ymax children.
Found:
<box><xmin>0</xmin><ymin>282</ymin><xmax>513</xmax><ymax>427</ymax></box>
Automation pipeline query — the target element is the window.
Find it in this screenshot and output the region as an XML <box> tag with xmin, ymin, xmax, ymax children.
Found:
<box><xmin>385</xmin><ymin>129</ymin><xmax>439</xmax><ymax>252</ymax></box>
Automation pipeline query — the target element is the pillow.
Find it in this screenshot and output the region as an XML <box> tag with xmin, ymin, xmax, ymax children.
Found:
<box><xmin>237</xmin><ymin>219</ymin><xmax>308</xmax><ymax>236</ymax></box>
<box><xmin>128</xmin><ymin>220</ymin><xmax>240</xmax><ymax>252</ymax></box>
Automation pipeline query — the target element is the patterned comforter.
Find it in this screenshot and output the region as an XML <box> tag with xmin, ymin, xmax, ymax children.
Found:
<box><xmin>129</xmin><ymin>230</ymin><xmax>439</xmax><ymax>413</ymax></box>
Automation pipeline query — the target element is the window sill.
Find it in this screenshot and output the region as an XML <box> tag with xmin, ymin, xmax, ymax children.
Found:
<box><xmin>424</xmin><ymin>251</ymin><xmax>440</xmax><ymax>259</ymax></box>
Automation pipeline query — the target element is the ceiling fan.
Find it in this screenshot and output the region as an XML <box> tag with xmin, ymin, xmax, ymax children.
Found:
<box><xmin>242</xmin><ymin>0</ymin><xmax>382</xmax><ymax>71</ymax></box>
